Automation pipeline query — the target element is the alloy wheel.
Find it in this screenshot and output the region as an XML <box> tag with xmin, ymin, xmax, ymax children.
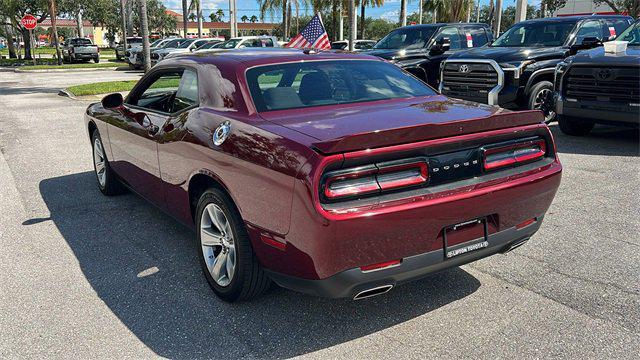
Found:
<box><xmin>533</xmin><ymin>88</ymin><xmax>556</xmax><ymax>123</ymax></box>
<box><xmin>93</xmin><ymin>137</ymin><xmax>106</xmax><ymax>187</ymax></box>
<box><xmin>200</xmin><ymin>203</ymin><xmax>236</xmax><ymax>287</ymax></box>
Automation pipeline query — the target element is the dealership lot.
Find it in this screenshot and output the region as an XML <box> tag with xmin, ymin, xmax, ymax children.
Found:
<box><xmin>0</xmin><ymin>70</ymin><xmax>638</xmax><ymax>358</ymax></box>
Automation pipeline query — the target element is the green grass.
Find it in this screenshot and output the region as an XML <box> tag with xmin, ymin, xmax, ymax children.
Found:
<box><xmin>66</xmin><ymin>80</ymin><xmax>138</xmax><ymax>96</ymax></box>
<box><xmin>0</xmin><ymin>46</ymin><xmax>115</xmax><ymax>56</ymax></box>
<box><xmin>66</xmin><ymin>77</ymin><xmax>181</xmax><ymax>97</ymax></box>
<box><xmin>21</xmin><ymin>62</ymin><xmax>122</xmax><ymax>70</ymax></box>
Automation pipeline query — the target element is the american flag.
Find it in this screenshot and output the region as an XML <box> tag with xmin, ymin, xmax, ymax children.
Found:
<box><xmin>285</xmin><ymin>14</ymin><xmax>331</xmax><ymax>49</ymax></box>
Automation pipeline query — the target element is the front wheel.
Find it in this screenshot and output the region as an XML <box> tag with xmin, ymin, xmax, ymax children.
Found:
<box><xmin>528</xmin><ymin>81</ymin><xmax>556</xmax><ymax>123</ymax></box>
<box><xmin>557</xmin><ymin>115</ymin><xmax>595</xmax><ymax>136</ymax></box>
<box><xmin>196</xmin><ymin>188</ymin><xmax>271</xmax><ymax>302</ymax></box>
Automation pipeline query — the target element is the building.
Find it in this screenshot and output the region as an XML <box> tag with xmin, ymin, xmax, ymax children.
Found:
<box><xmin>164</xmin><ymin>10</ymin><xmax>279</xmax><ymax>38</ymax></box>
<box><xmin>553</xmin><ymin>0</ymin><xmax>618</xmax><ymax>16</ymax></box>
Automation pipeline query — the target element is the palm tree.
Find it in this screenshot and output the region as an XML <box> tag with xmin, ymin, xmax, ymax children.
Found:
<box><xmin>258</xmin><ymin>0</ymin><xmax>309</xmax><ymax>40</ymax></box>
<box><xmin>349</xmin><ymin>0</ymin><xmax>356</xmax><ymax>50</ymax></box>
<box><xmin>216</xmin><ymin>9</ymin><xmax>225</xmax><ymax>21</ymax></box>
<box><xmin>400</xmin><ymin>0</ymin><xmax>407</xmax><ymax>26</ymax></box>
<box><xmin>209</xmin><ymin>12</ymin><xmax>219</xmax><ymax>22</ymax></box>
<box><xmin>241</xmin><ymin>15</ymin><xmax>248</xmax><ymax>22</ymax></box>
<box><xmin>188</xmin><ymin>13</ymin><xmax>196</xmax><ymax>22</ymax></box>
<box><xmin>250</xmin><ymin>15</ymin><xmax>258</xmax><ymax>23</ymax></box>
<box><xmin>423</xmin><ymin>0</ymin><xmax>474</xmax><ymax>23</ymax></box>
<box><xmin>359</xmin><ymin>0</ymin><xmax>384</xmax><ymax>39</ymax></box>
<box><xmin>189</xmin><ymin>0</ymin><xmax>203</xmax><ymax>38</ymax></box>
<box><xmin>139</xmin><ymin>0</ymin><xmax>151</xmax><ymax>72</ymax></box>
<box><xmin>182</xmin><ymin>0</ymin><xmax>188</xmax><ymax>37</ymax></box>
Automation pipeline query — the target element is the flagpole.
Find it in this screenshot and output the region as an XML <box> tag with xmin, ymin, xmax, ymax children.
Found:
<box><xmin>348</xmin><ymin>0</ymin><xmax>355</xmax><ymax>51</ymax></box>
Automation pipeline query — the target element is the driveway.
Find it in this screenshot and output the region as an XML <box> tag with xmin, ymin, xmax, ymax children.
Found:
<box><xmin>0</xmin><ymin>69</ymin><xmax>638</xmax><ymax>359</ymax></box>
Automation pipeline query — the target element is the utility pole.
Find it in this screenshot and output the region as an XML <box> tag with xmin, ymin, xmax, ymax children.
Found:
<box><xmin>76</xmin><ymin>11</ymin><xmax>84</xmax><ymax>37</ymax></box>
<box><xmin>418</xmin><ymin>0</ymin><xmax>423</xmax><ymax>24</ymax></box>
<box><xmin>139</xmin><ymin>0</ymin><xmax>151</xmax><ymax>72</ymax></box>
<box><xmin>348</xmin><ymin>0</ymin><xmax>355</xmax><ymax>51</ymax></box>
<box><xmin>197</xmin><ymin>0</ymin><xmax>203</xmax><ymax>38</ymax></box>
<box><xmin>400</xmin><ymin>0</ymin><xmax>407</xmax><ymax>27</ymax></box>
<box><xmin>339</xmin><ymin>5</ymin><xmax>344</xmax><ymax>40</ymax></box>
<box><xmin>229</xmin><ymin>0</ymin><xmax>237</xmax><ymax>38</ymax></box>
<box><xmin>49</xmin><ymin>0</ymin><xmax>62</xmax><ymax>65</ymax></box>
<box><xmin>120</xmin><ymin>0</ymin><xmax>127</xmax><ymax>52</ymax></box>
<box><xmin>515</xmin><ymin>0</ymin><xmax>527</xmax><ymax>23</ymax></box>
<box><xmin>476</xmin><ymin>0</ymin><xmax>481</xmax><ymax>22</ymax></box>
<box><xmin>493</xmin><ymin>0</ymin><xmax>503</xmax><ymax>36</ymax></box>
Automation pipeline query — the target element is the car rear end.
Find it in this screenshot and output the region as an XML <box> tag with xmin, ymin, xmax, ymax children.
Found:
<box><xmin>260</xmin><ymin>116</ymin><xmax>561</xmax><ymax>299</ymax></box>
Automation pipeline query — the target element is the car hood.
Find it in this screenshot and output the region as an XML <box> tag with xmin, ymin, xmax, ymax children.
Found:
<box><xmin>259</xmin><ymin>95</ymin><xmax>544</xmax><ymax>154</ymax></box>
<box><xmin>448</xmin><ymin>46</ymin><xmax>567</xmax><ymax>63</ymax></box>
<box><xmin>363</xmin><ymin>48</ymin><xmax>426</xmax><ymax>60</ymax></box>
<box><xmin>569</xmin><ymin>45</ymin><xmax>640</xmax><ymax>66</ymax></box>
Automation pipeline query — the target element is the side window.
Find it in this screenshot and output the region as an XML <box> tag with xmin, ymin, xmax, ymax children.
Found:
<box><xmin>261</xmin><ymin>38</ymin><xmax>274</xmax><ymax>47</ymax></box>
<box><xmin>173</xmin><ymin>69</ymin><xmax>199</xmax><ymax>112</ymax></box>
<box><xmin>434</xmin><ymin>27</ymin><xmax>462</xmax><ymax>50</ymax></box>
<box><xmin>355</xmin><ymin>42</ymin><xmax>374</xmax><ymax>50</ymax></box>
<box><xmin>603</xmin><ymin>19</ymin><xmax>631</xmax><ymax>40</ymax></box>
<box><xmin>575</xmin><ymin>20</ymin><xmax>602</xmax><ymax>43</ymax></box>
<box><xmin>463</xmin><ymin>27</ymin><xmax>489</xmax><ymax>48</ymax></box>
<box><xmin>128</xmin><ymin>69</ymin><xmax>198</xmax><ymax>113</ymax></box>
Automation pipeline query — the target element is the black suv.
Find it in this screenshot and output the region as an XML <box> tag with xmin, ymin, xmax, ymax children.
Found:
<box><xmin>555</xmin><ymin>20</ymin><xmax>640</xmax><ymax>136</ymax></box>
<box><xmin>364</xmin><ymin>23</ymin><xmax>493</xmax><ymax>88</ymax></box>
<box><xmin>440</xmin><ymin>15</ymin><xmax>633</xmax><ymax>122</ymax></box>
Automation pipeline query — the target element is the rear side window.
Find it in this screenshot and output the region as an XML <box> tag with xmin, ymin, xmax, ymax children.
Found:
<box><xmin>247</xmin><ymin>60</ymin><xmax>435</xmax><ymax>112</ymax></box>
<box><xmin>434</xmin><ymin>27</ymin><xmax>462</xmax><ymax>49</ymax></box>
<box><xmin>70</xmin><ymin>38</ymin><xmax>91</xmax><ymax>45</ymax></box>
<box><xmin>603</xmin><ymin>18</ymin><xmax>632</xmax><ymax>39</ymax></box>
<box><xmin>463</xmin><ymin>27</ymin><xmax>490</xmax><ymax>48</ymax></box>
<box><xmin>127</xmin><ymin>68</ymin><xmax>198</xmax><ymax>113</ymax></box>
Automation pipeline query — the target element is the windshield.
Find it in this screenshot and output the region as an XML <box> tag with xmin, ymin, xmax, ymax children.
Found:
<box><xmin>198</xmin><ymin>41</ymin><xmax>220</xmax><ymax>50</ymax></box>
<box><xmin>492</xmin><ymin>20</ymin><xmax>577</xmax><ymax>47</ymax></box>
<box><xmin>246</xmin><ymin>60</ymin><xmax>435</xmax><ymax>112</ymax></box>
<box><xmin>331</xmin><ymin>42</ymin><xmax>347</xmax><ymax>50</ymax></box>
<box><xmin>127</xmin><ymin>38</ymin><xmax>143</xmax><ymax>44</ymax></box>
<box><xmin>618</xmin><ymin>21</ymin><xmax>640</xmax><ymax>45</ymax></box>
<box><xmin>70</xmin><ymin>38</ymin><xmax>92</xmax><ymax>45</ymax></box>
<box><xmin>218</xmin><ymin>39</ymin><xmax>242</xmax><ymax>49</ymax></box>
<box><xmin>177</xmin><ymin>39</ymin><xmax>196</xmax><ymax>48</ymax></box>
<box><xmin>374</xmin><ymin>27</ymin><xmax>436</xmax><ymax>50</ymax></box>
<box><xmin>150</xmin><ymin>39</ymin><xmax>163</xmax><ymax>47</ymax></box>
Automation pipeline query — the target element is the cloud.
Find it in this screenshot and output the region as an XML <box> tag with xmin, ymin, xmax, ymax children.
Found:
<box><xmin>380</xmin><ymin>10</ymin><xmax>399</xmax><ymax>22</ymax></box>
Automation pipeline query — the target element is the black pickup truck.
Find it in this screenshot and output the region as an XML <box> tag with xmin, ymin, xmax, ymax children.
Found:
<box><xmin>440</xmin><ymin>15</ymin><xmax>633</xmax><ymax>122</ymax></box>
<box><xmin>364</xmin><ymin>23</ymin><xmax>493</xmax><ymax>88</ymax></box>
<box><xmin>555</xmin><ymin>20</ymin><xmax>640</xmax><ymax>135</ymax></box>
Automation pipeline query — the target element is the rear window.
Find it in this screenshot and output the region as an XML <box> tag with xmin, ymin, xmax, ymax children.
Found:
<box><xmin>246</xmin><ymin>60</ymin><xmax>435</xmax><ymax>112</ymax></box>
<box><xmin>70</xmin><ymin>38</ymin><xmax>92</xmax><ymax>45</ymax></box>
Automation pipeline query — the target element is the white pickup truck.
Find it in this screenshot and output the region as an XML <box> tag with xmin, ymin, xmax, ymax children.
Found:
<box><xmin>62</xmin><ymin>38</ymin><xmax>100</xmax><ymax>63</ymax></box>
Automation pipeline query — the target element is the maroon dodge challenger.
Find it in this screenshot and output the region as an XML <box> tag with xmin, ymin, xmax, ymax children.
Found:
<box><xmin>85</xmin><ymin>48</ymin><xmax>562</xmax><ymax>302</ymax></box>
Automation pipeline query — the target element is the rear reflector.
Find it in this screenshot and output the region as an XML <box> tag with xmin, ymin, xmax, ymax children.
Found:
<box><xmin>360</xmin><ymin>259</ymin><xmax>401</xmax><ymax>272</ymax></box>
<box><xmin>260</xmin><ymin>234</ymin><xmax>286</xmax><ymax>250</ymax></box>
<box><xmin>483</xmin><ymin>139</ymin><xmax>546</xmax><ymax>171</ymax></box>
<box><xmin>516</xmin><ymin>218</ymin><xmax>536</xmax><ymax>229</ymax></box>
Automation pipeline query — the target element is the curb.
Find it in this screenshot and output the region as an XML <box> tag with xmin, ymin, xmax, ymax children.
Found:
<box><xmin>15</xmin><ymin>66</ymin><xmax>123</xmax><ymax>73</ymax></box>
<box><xmin>58</xmin><ymin>89</ymin><xmax>76</xmax><ymax>99</ymax></box>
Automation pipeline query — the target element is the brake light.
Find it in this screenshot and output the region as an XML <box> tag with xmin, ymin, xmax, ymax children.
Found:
<box><xmin>97</xmin><ymin>47</ymin><xmax>100</xmax><ymax>53</ymax></box>
<box><xmin>360</xmin><ymin>259</ymin><xmax>401</xmax><ymax>272</ymax></box>
<box><xmin>483</xmin><ymin>139</ymin><xmax>546</xmax><ymax>171</ymax></box>
<box><xmin>323</xmin><ymin>159</ymin><xmax>428</xmax><ymax>200</ymax></box>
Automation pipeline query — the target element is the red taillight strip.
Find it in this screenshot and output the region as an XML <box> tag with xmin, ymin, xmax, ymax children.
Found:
<box><xmin>483</xmin><ymin>139</ymin><xmax>546</xmax><ymax>171</ymax></box>
<box><xmin>377</xmin><ymin>162</ymin><xmax>429</xmax><ymax>191</ymax></box>
<box><xmin>360</xmin><ymin>259</ymin><xmax>401</xmax><ymax>272</ymax></box>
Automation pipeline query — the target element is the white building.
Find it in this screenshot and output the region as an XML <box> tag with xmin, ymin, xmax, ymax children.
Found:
<box><xmin>553</xmin><ymin>0</ymin><xmax>617</xmax><ymax>16</ymax></box>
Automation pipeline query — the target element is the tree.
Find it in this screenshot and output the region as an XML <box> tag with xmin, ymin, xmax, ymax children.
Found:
<box><xmin>400</xmin><ymin>0</ymin><xmax>407</xmax><ymax>26</ymax></box>
<box><xmin>216</xmin><ymin>8</ymin><xmax>224</xmax><ymax>21</ymax></box>
<box><xmin>0</xmin><ymin>0</ymin><xmax>53</xmax><ymax>60</ymax></box>
<box><xmin>541</xmin><ymin>0</ymin><xmax>566</xmax><ymax>17</ymax></box>
<box><xmin>348</xmin><ymin>0</ymin><xmax>355</xmax><ymax>49</ymax></box>
<box><xmin>250</xmin><ymin>15</ymin><xmax>258</xmax><ymax>23</ymax></box>
<box><xmin>189</xmin><ymin>0</ymin><xmax>202</xmax><ymax>38</ymax></box>
<box><xmin>182</xmin><ymin>0</ymin><xmax>188</xmax><ymax>37</ymax></box>
<box><xmin>594</xmin><ymin>0</ymin><xmax>640</xmax><ymax>17</ymax></box>
<box><xmin>48</xmin><ymin>0</ymin><xmax>61</xmax><ymax>64</ymax></box>
<box><xmin>360</xmin><ymin>0</ymin><xmax>384</xmax><ymax>39</ymax></box>
<box><xmin>258</xmin><ymin>0</ymin><xmax>308</xmax><ymax>40</ymax></box>
<box><xmin>139</xmin><ymin>0</ymin><xmax>150</xmax><ymax>72</ymax></box>
<box><xmin>241</xmin><ymin>15</ymin><xmax>248</xmax><ymax>22</ymax></box>
<box><xmin>424</xmin><ymin>0</ymin><xmax>475</xmax><ymax>23</ymax></box>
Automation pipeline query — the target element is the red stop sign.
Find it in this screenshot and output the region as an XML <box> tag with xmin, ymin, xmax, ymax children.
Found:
<box><xmin>21</xmin><ymin>14</ymin><xmax>37</xmax><ymax>30</ymax></box>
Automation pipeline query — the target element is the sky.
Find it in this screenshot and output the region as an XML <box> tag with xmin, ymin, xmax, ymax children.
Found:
<box><xmin>162</xmin><ymin>0</ymin><xmax>543</xmax><ymax>23</ymax></box>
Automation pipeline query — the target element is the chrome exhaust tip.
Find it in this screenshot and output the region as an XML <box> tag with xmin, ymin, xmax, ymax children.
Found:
<box><xmin>353</xmin><ymin>284</ymin><xmax>394</xmax><ymax>300</ymax></box>
<box><xmin>501</xmin><ymin>237</ymin><xmax>530</xmax><ymax>253</ymax></box>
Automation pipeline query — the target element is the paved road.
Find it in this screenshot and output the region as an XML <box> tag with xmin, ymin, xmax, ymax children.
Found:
<box><xmin>0</xmin><ymin>69</ymin><xmax>638</xmax><ymax>359</ymax></box>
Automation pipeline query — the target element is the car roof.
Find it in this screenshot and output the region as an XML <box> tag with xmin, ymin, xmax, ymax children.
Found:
<box><xmin>399</xmin><ymin>23</ymin><xmax>490</xmax><ymax>30</ymax></box>
<box><xmin>166</xmin><ymin>47</ymin><xmax>383</xmax><ymax>67</ymax></box>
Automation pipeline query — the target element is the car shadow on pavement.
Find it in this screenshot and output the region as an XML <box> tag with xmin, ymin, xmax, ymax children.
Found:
<box><xmin>549</xmin><ymin>123</ymin><xmax>639</xmax><ymax>156</ymax></box>
<box><xmin>38</xmin><ymin>171</ymin><xmax>481</xmax><ymax>359</ymax></box>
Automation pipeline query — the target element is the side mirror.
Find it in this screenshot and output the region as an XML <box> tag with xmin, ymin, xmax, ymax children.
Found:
<box><xmin>101</xmin><ymin>93</ymin><xmax>123</xmax><ymax>109</ymax></box>
<box><xmin>431</xmin><ymin>37</ymin><xmax>451</xmax><ymax>54</ymax></box>
<box><xmin>569</xmin><ymin>36</ymin><xmax>601</xmax><ymax>55</ymax></box>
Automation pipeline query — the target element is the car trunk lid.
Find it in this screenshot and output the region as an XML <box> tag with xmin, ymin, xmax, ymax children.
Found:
<box><xmin>258</xmin><ymin>95</ymin><xmax>544</xmax><ymax>154</ymax></box>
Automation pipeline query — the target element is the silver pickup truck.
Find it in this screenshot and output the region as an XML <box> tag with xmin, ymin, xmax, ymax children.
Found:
<box><xmin>62</xmin><ymin>38</ymin><xmax>99</xmax><ymax>63</ymax></box>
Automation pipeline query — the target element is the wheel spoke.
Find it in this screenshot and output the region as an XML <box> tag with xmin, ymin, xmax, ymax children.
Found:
<box><xmin>226</xmin><ymin>247</ymin><xmax>235</xmax><ymax>280</ymax></box>
<box><xmin>95</xmin><ymin>161</ymin><xmax>105</xmax><ymax>174</ymax></box>
<box><xmin>211</xmin><ymin>251</ymin><xmax>227</xmax><ymax>282</ymax></box>
<box><xmin>201</xmin><ymin>228</ymin><xmax>223</xmax><ymax>247</ymax></box>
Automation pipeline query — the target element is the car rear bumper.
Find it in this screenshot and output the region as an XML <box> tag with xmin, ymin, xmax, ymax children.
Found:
<box><xmin>266</xmin><ymin>219</ymin><xmax>542</xmax><ymax>299</ymax></box>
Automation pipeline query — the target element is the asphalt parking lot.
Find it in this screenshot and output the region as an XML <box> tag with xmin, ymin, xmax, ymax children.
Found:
<box><xmin>0</xmin><ymin>69</ymin><xmax>638</xmax><ymax>359</ymax></box>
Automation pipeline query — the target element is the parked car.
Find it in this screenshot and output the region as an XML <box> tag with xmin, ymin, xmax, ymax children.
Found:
<box><xmin>193</xmin><ymin>39</ymin><xmax>225</xmax><ymax>51</ymax></box>
<box><xmin>127</xmin><ymin>37</ymin><xmax>181</xmax><ymax>69</ymax></box>
<box><xmin>148</xmin><ymin>38</ymin><xmax>191</xmax><ymax>65</ymax></box>
<box><xmin>440</xmin><ymin>15</ymin><xmax>633</xmax><ymax>122</ymax></box>
<box><xmin>331</xmin><ymin>40</ymin><xmax>377</xmax><ymax>51</ymax></box>
<box><xmin>163</xmin><ymin>38</ymin><xmax>223</xmax><ymax>59</ymax></box>
<box><xmin>200</xmin><ymin>36</ymin><xmax>280</xmax><ymax>51</ymax></box>
<box><xmin>116</xmin><ymin>37</ymin><xmax>143</xmax><ymax>60</ymax></box>
<box><xmin>85</xmin><ymin>49</ymin><xmax>562</xmax><ymax>302</ymax></box>
<box><xmin>364</xmin><ymin>23</ymin><xmax>494</xmax><ymax>88</ymax></box>
<box><xmin>61</xmin><ymin>38</ymin><xmax>100</xmax><ymax>63</ymax></box>
<box><xmin>554</xmin><ymin>20</ymin><xmax>640</xmax><ymax>135</ymax></box>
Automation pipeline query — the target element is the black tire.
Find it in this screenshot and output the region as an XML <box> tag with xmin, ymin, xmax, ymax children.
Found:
<box><xmin>116</xmin><ymin>55</ymin><xmax>122</xmax><ymax>61</ymax></box>
<box><xmin>94</xmin><ymin>57</ymin><xmax>100</xmax><ymax>64</ymax></box>
<box><xmin>528</xmin><ymin>80</ymin><xmax>556</xmax><ymax>123</ymax></box>
<box><xmin>557</xmin><ymin>115</ymin><xmax>595</xmax><ymax>136</ymax></box>
<box><xmin>91</xmin><ymin>130</ymin><xmax>126</xmax><ymax>196</ymax></box>
<box><xmin>196</xmin><ymin>188</ymin><xmax>271</xmax><ymax>302</ymax></box>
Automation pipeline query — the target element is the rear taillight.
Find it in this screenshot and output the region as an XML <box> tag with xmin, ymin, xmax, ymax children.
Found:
<box><xmin>323</xmin><ymin>159</ymin><xmax>428</xmax><ymax>200</ymax></box>
<box><xmin>483</xmin><ymin>139</ymin><xmax>546</xmax><ymax>171</ymax></box>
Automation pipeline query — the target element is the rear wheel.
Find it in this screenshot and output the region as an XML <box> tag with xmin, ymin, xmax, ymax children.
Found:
<box><xmin>558</xmin><ymin>115</ymin><xmax>595</xmax><ymax>136</ymax></box>
<box><xmin>528</xmin><ymin>81</ymin><xmax>555</xmax><ymax>123</ymax></box>
<box><xmin>94</xmin><ymin>57</ymin><xmax>100</xmax><ymax>64</ymax></box>
<box><xmin>196</xmin><ymin>188</ymin><xmax>270</xmax><ymax>302</ymax></box>
<box><xmin>91</xmin><ymin>130</ymin><xmax>126</xmax><ymax>195</ymax></box>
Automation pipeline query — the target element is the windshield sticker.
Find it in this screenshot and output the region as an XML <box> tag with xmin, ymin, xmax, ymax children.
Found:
<box><xmin>609</xmin><ymin>27</ymin><xmax>616</xmax><ymax>38</ymax></box>
<box><xmin>466</xmin><ymin>33</ymin><xmax>473</xmax><ymax>48</ymax></box>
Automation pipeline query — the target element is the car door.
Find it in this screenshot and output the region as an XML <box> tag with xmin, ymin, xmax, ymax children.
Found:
<box><xmin>108</xmin><ymin>69</ymin><xmax>186</xmax><ymax>205</ymax></box>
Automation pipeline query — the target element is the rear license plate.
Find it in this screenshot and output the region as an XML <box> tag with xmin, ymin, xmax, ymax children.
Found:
<box><xmin>444</xmin><ymin>218</ymin><xmax>489</xmax><ymax>259</ymax></box>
